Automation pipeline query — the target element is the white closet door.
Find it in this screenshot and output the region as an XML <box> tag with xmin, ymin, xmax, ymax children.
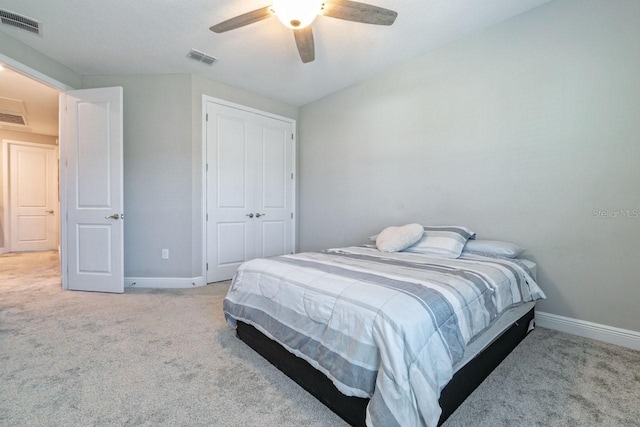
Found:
<box><xmin>254</xmin><ymin>116</ymin><xmax>294</xmax><ymax>259</ymax></box>
<box><xmin>207</xmin><ymin>105</ymin><xmax>257</xmax><ymax>282</ymax></box>
<box><xmin>206</xmin><ymin>100</ymin><xmax>295</xmax><ymax>283</ymax></box>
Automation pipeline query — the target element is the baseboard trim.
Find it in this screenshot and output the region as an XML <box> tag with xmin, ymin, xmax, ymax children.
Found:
<box><xmin>536</xmin><ymin>311</ymin><xmax>640</xmax><ymax>351</ymax></box>
<box><xmin>124</xmin><ymin>276</ymin><xmax>206</xmax><ymax>289</ymax></box>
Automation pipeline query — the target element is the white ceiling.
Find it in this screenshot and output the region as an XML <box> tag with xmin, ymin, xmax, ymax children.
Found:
<box><xmin>0</xmin><ymin>0</ymin><xmax>550</xmax><ymax>106</ymax></box>
<box><xmin>0</xmin><ymin>66</ymin><xmax>59</xmax><ymax>136</ymax></box>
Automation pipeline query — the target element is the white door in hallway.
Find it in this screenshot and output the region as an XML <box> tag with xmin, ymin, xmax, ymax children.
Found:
<box><xmin>206</xmin><ymin>100</ymin><xmax>295</xmax><ymax>283</ymax></box>
<box><xmin>7</xmin><ymin>142</ymin><xmax>58</xmax><ymax>252</ymax></box>
<box><xmin>61</xmin><ymin>87</ymin><xmax>124</xmax><ymax>293</ymax></box>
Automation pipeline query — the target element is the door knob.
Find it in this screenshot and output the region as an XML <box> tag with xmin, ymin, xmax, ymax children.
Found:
<box><xmin>105</xmin><ymin>214</ymin><xmax>120</xmax><ymax>220</ymax></box>
<box><xmin>245</xmin><ymin>213</ymin><xmax>254</xmax><ymax>218</ymax></box>
<box><xmin>45</xmin><ymin>210</ymin><xmax>54</xmax><ymax>214</ymax></box>
<box><xmin>255</xmin><ymin>213</ymin><xmax>266</xmax><ymax>218</ymax></box>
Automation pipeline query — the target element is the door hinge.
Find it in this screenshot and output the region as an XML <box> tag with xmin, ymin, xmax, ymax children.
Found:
<box><xmin>206</xmin><ymin>213</ymin><xmax>208</xmax><ymax>221</ymax></box>
<box><xmin>206</xmin><ymin>163</ymin><xmax>209</xmax><ymax>172</ymax></box>
<box><xmin>291</xmin><ymin>173</ymin><xmax>293</xmax><ymax>180</ymax></box>
<box><xmin>291</xmin><ymin>133</ymin><xmax>294</xmax><ymax>140</ymax></box>
<box><xmin>291</xmin><ymin>212</ymin><xmax>293</xmax><ymax>219</ymax></box>
<box><xmin>206</xmin><ymin>113</ymin><xmax>209</xmax><ymax>121</ymax></box>
<box><xmin>206</xmin><ymin>263</ymin><xmax>209</xmax><ymax>270</ymax></box>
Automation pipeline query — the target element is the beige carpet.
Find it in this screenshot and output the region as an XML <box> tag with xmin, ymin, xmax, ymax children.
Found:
<box><xmin>1</xmin><ymin>251</ymin><xmax>639</xmax><ymax>426</ymax></box>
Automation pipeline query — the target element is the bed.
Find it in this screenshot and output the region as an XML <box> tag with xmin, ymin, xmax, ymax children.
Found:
<box><xmin>223</xmin><ymin>244</ymin><xmax>545</xmax><ymax>426</ymax></box>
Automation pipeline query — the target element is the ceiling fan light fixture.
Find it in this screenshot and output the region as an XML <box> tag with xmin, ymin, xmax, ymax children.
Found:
<box><xmin>272</xmin><ymin>0</ymin><xmax>324</xmax><ymax>29</ymax></box>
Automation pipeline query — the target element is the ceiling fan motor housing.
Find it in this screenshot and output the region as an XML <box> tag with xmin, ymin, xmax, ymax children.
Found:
<box><xmin>272</xmin><ymin>0</ymin><xmax>324</xmax><ymax>29</ymax></box>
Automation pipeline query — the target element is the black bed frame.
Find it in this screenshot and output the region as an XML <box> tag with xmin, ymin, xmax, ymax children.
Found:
<box><xmin>236</xmin><ymin>307</ymin><xmax>534</xmax><ymax>426</ymax></box>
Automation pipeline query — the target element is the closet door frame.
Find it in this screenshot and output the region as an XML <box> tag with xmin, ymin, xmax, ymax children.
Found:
<box><xmin>202</xmin><ymin>95</ymin><xmax>296</xmax><ymax>283</ymax></box>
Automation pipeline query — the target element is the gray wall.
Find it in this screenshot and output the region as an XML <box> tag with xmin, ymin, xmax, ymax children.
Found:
<box><xmin>298</xmin><ymin>0</ymin><xmax>640</xmax><ymax>332</ymax></box>
<box><xmin>0</xmin><ymin>31</ymin><xmax>81</xmax><ymax>89</ymax></box>
<box><xmin>0</xmin><ymin>31</ymin><xmax>299</xmax><ymax>281</ymax></box>
<box><xmin>82</xmin><ymin>74</ymin><xmax>299</xmax><ymax>280</ymax></box>
<box><xmin>82</xmin><ymin>74</ymin><xmax>194</xmax><ymax>278</ymax></box>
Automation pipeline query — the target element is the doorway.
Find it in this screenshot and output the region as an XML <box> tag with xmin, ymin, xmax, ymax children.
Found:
<box><xmin>0</xmin><ymin>65</ymin><xmax>61</xmax><ymax>256</ymax></box>
<box><xmin>1</xmin><ymin>55</ymin><xmax>124</xmax><ymax>293</ymax></box>
<box><xmin>2</xmin><ymin>140</ymin><xmax>58</xmax><ymax>252</ymax></box>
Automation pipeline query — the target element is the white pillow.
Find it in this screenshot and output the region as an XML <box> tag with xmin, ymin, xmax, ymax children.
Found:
<box><xmin>462</xmin><ymin>240</ymin><xmax>525</xmax><ymax>258</ymax></box>
<box><xmin>404</xmin><ymin>226</ymin><xmax>475</xmax><ymax>258</ymax></box>
<box><xmin>375</xmin><ymin>224</ymin><xmax>424</xmax><ymax>253</ymax></box>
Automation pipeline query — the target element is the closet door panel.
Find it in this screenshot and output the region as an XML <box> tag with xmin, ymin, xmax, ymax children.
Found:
<box><xmin>262</xmin><ymin>126</ymin><xmax>286</xmax><ymax>209</ymax></box>
<box><xmin>254</xmin><ymin>117</ymin><xmax>293</xmax><ymax>259</ymax></box>
<box><xmin>217</xmin><ymin>117</ymin><xmax>247</xmax><ymax>208</ymax></box>
<box><xmin>207</xmin><ymin>106</ymin><xmax>257</xmax><ymax>282</ymax></box>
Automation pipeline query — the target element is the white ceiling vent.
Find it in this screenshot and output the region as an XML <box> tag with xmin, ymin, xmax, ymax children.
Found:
<box><xmin>0</xmin><ymin>97</ymin><xmax>28</xmax><ymax>127</ymax></box>
<box><xmin>187</xmin><ymin>49</ymin><xmax>218</xmax><ymax>66</ymax></box>
<box><xmin>0</xmin><ymin>9</ymin><xmax>41</xmax><ymax>35</ymax></box>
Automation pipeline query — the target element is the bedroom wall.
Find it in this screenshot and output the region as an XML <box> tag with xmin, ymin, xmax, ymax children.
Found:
<box><xmin>0</xmin><ymin>31</ymin><xmax>300</xmax><ymax>283</ymax></box>
<box><xmin>82</xmin><ymin>74</ymin><xmax>299</xmax><ymax>282</ymax></box>
<box><xmin>0</xmin><ymin>130</ymin><xmax>58</xmax><ymax>250</ymax></box>
<box><xmin>0</xmin><ymin>31</ymin><xmax>81</xmax><ymax>89</ymax></box>
<box><xmin>82</xmin><ymin>74</ymin><xmax>195</xmax><ymax>279</ymax></box>
<box><xmin>298</xmin><ymin>0</ymin><xmax>640</xmax><ymax>332</ymax></box>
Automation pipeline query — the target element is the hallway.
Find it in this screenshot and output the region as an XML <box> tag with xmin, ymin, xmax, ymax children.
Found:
<box><xmin>0</xmin><ymin>250</ymin><xmax>60</xmax><ymax>292</ymax></box>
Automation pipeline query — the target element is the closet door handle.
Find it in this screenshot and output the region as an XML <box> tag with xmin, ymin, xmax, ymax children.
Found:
<box><xmin>245</xmin><ymin>213</ymin><xmax>254</xmax><ymax>218</ymax></box>
<box><xmin>255</xmin><ymin>213</ymin><xmax>266</xmax><ymax>218</ymax></box>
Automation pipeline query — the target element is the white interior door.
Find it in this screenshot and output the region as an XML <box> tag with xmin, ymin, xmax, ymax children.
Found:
<box><xmin>206</xmin><ymin>104</ymin><xmax>258</xmax><ymax>282</ymax></box>
<box><xmin>254</xmin><ymin>117</ymin><xmax>294</xmax><ymax>259</ymax></box>
<box><xmin>8</xmin><ymin>142</ymin><xmax>58</xmax><ymax>252</ymax></box>
<box><xmin>206</xmin><ymin>100</ymin><xmax>295</xmax><ymax>283</ymax></box>
<box><xmin>61</xmin><ymin>87</ymin><xmax>124</xmax><ymax>293</ymax></box>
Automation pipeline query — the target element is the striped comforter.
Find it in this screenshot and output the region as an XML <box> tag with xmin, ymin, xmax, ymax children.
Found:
<box><xmin>223</xmin><ymin>246</ymin><xmax>545</xmax><ymax>426</ymax></box>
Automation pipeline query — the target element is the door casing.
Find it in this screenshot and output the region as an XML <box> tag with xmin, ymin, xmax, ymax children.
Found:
<box><xmin>0</xmin><ymin>54</ymin><xmax>72</xmax><ymax>282</ymax></box>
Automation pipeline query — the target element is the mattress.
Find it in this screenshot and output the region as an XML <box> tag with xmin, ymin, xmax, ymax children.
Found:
<box><xmin>453</xmin><ymin>301</ymin><xmax>535</xmax><ymax>373</ymax></box>
<box><xmin>224</xmin><ymin>247</ymin><xmax>545</xmax><ymax>426</ymax></box>
<box><xmin>452</xmin><ymin>258</ymin><xmax>537</xmax><ymax>372</ymax></box>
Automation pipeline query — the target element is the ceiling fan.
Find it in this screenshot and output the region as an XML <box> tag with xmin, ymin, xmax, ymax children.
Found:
<box><xmin>209</xmin><ymin>0</ymin><xmax>398</xmax><ymax>63</ymax></box>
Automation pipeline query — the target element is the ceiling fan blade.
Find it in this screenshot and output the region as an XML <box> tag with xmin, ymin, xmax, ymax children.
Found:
<box><xmin>323</xmin><ymin>0</ymin><xmax>397</xmax><ymax>26</ymax></box>
<box><xmin>293</xmin><ymin>27</ymin><xmax>315</xmax><ymax>63</ymax></box>
<box><xmin>210</xmin><ymin>6</ymin><xmax>273</xmax><ymax>33</ymax></box>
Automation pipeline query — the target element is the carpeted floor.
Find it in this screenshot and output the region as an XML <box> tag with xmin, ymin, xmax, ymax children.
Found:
<box><xmin>1</xmin><ymin>251</ymin><xmax>639</xmax><ymax>426</ymax></box>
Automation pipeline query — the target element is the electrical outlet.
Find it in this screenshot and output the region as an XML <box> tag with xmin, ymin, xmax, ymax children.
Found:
<box><xmin>161</xmin><ymin>249</ymin><xmax>169</xmax><ymax>260</ymax></box>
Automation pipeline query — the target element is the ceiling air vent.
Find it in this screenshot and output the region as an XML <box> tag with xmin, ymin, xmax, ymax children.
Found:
<box><xmin>0</xmin><ymin>97</ymin><xmax>28</xmax><ymax>127</ymax></box>
<box><xmin>187</xmin><ymin>49</ymin><xmax>218</xmax><ymax>66</ymax></box>
<box><xmin>0</xmin><ymin>9</ymin><xmax>41</xmax><ymax>35</ymax></box>
<box><xmin>0</xmin><ymin>112</ymin><xmax>26</xmax><ymax>125</ymax></box>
